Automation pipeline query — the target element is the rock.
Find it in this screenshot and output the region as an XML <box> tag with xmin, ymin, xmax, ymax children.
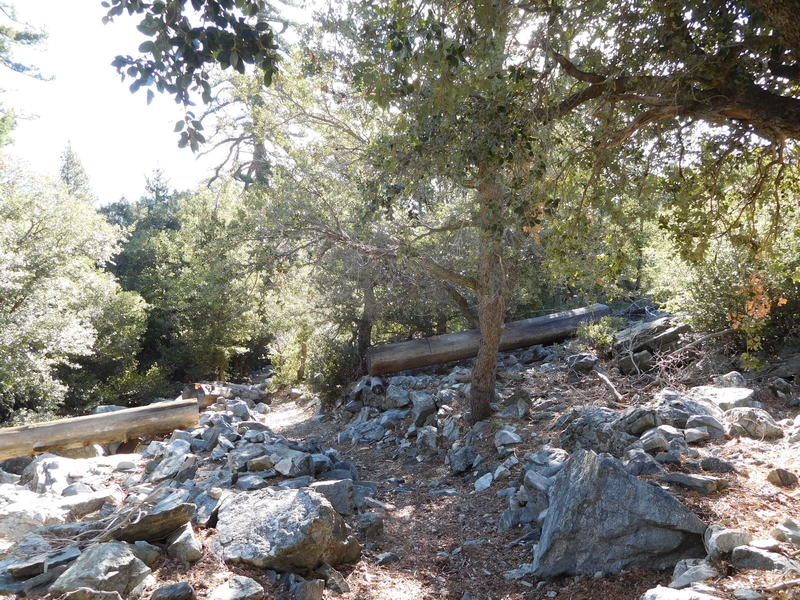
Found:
<box><xmin>383</xmin><ymin>385</ymin><xmax>411</xmax><ymax>409</ymax></box>
<box><xmin>309</xmin><ymin>479</ymin><xmax>355</xmax><ymax>516</ymax></box>
<box><xmin>114</xmin><ymin>490</ymin><xmax>194</xmax><ymax>542</ymax></box>
<box><xmin>338</xmin><ymin>420</ymin><xmax>386</xmax><ymax>444</ymax></box>
<box><xmin>209</xmin><ymin>576</ymin><xmax>264</xmax><ymax>600</ymax></box>
<box><xmin>151</xmin><ymin>582</ymin><xmax>197</xmax><ymax>600</ymax></box>
<box><xmin>49</xmin><ymin>542</ymin><xmax>153</xmax><ymax>600</ymax></box>
<box><xmin>686</xmin><ymin>415</ymin><xmax>726</xmax><ymax>439</ymax></box>
<box><xmin>132</xmin><ymin>541</ymin><xmax>161</xmax><ymax>568</ymax></box>
<box><xmin>641</xmin><ymin>425</ymin><xmax>685</xmax><ymax>454</ymax></box>
<box><xmin>21</xmin><ymin>454</ymin><xmax>92</xmax><ymax>495</ymax></box>
<box><xmin>713</xmin><ymin>371</ymin><xmax>746</xmax><ymax>387</ymax></box>
<box><xmin>660</xmin><ymin>473</ymin><xmax>726</xmax><ymax>495</ymax></box>
<box><xmin>732</xmin><ymin>590</ymin><xmax>763</xmax><ymax>600</ymax></box>
<box><xmin>416</xmin><ymin>426</ymin><xmax>438</xmax><ymax>457</ymax></box>
<box><xmin>652</xmin><ymin>388</ymin><xmax>723</xmax><ymax>429</ymax></box>
<box><xmin>669</xmin><ymin>559</ymin><xmax>719</xmax><ymax>589</ymax></box>
<box><xmin>211</xmin><ymin>487</ymin><xmax>360</xmax><ymax>571</ymax></box>
<box><xmin>771</xmin><ymin>518</ymin><xmax>800</xmax><ymax>544</ymax></box>
<box><xmin>704</xmin><ymin>526</ymin><xmax>753</xmax><ymax>558</ymax></box>
<box><xmin>447</xmin><ymin>445</ymin><xmax>477</xmax><ymax>475</ymax></box>
<box><xmin>290</xmin><ymin>579</ymin><xmax>324</xmax><ymax>600</ymax></box>
<box><xmin>410</xmin><ymin>392</ymin><xmax>437</xmax><ymax>427</ymax></box>
<box><xmin>617</xmin><ymin>406</ymin><xmax>659</xmax><ymax>436</ymax></box>
<box><xmin>556</xmin><ymin>406</ymin><xmax>637</xmax><ymax>457</ymax></box>
<box><xmin>166</xmin><ymin>523</ymin><xmax>202</xmax><ymax>564</ymax></box>
<box><xmin>375</xmin><ymin>552</ymin><xmax>400</xmax><ymax>566</ymax></box>
<box><xmin>684</xmin><ymin>428</ymin><xmax>710</xmax><ymax>444</ymax></box>
<box><xmin>700</xmin><ymin>457</ymin><xmax>736</xmax><ymax>473</ymax></box>
<box><xmin>624</xmin><ymin>449</ymin><xmax>664</xmax><ymax>476</ymax></box>
<box><xmin>7</xmin><ymin>545</ymin><xmax>81</xmax><ymax>578</ymax></box>
<box><xmin>688</xmin><ymin>386</ymin><xmax>758</xmax><ymax>410</ymax></box>
<box><xmin>494</xmin><ymin>427</ymin><xmax>522</xmax><ymax>448</ymax></box>
<box><xmin>236</xmin><ymin>474</ymin><xmax>270</xmax><ymax>490</ymax></box>
<box><xmin>523</xmin><ymin>447</ymin><xmax>569</xmax><ymax>478</ymax></box>
<box><xmin>766</xmin><ymin>468</ymin><xmax>798</xmax><ymax>488</ymax></box>
<box><xmin>639</xmin><ymin>586</ymin><xmax>723</xmax><ymax>599</ymax></box>
<box><xmin>316</xmin><ymin>563</ymin><xmax>350</xmax><ymax>593</ymax></box>
<box><xmin>724</xmin><ymin>407</ymin><xmax>783</xmax><ymax>439</ymax></box>
<box><xmin>567</xmin><ymin>353</ymin><xmax>598</xmax><ymax>373</ymax></box>
<box><xmin>356</xmin><ymin>513</ymin><xmax>384</xmax><ymax>540</ymax></box>
<box><xmin>274</xmin><ymin>449</ymin><xmax>314</xmax><ymax>477</ymax></box>
<box><xmin>532</xmin><ymin>450</ymin><xmax>706</xmax><ymax>576</ymax></box>
<box><xmin>731</xmin><ymin>545</ymin><xmax>800</xmax><ymax>571</ymax></box>
<box><xmin>474</xmin><ymin>473</ymin><xmax>493</xmax><ymax>492</ymax></box>
<box><xmin>618</xmin><ymin>350</ymin><xmax>654</xmax><ymax>374</ymax></box>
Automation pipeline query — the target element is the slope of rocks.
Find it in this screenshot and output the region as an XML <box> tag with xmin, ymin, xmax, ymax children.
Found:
<box><xmin>1</xmin><ymin>315</ymin><xmax>800</xmax><ymax>600</ymax></box>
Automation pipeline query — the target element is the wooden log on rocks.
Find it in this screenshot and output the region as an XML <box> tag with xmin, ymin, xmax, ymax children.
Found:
<box><xmin>366</xmin><ymin>303</ymin><xmax>611</xmax><ymax>376</ymax></box>
<box><xmin>0</xmin><ymin>399</ymin><xmax>199</xmax><ymax>461</ymax></box>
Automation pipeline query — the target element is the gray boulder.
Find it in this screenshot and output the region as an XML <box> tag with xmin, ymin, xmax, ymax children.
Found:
<box><xmin>688</xmin><ymin>386</ymin><xmax>758</xmax><ymax>411</ymax></box>
<box><xmin>651</xmin><ymin>389</ymin><xmax>723</xmax><ymax>429</ymax></box>
<box><xmin>309</xmin><ymin>479</ymin><xmax>355</xmax><ymax>516</ymax></box>
<box><xmin>209</xmin><ymin>576</ymin><xmax>264</xmax><ymax>600</ymax></box>
<box><xmin>49</xmin><ymin>542</ymin><xmax>153</xmax><ymax>600</ymax></box>
<box><xmin>704</xmin><ymin>525</ymin><xmax>753</xmax><ymax>558</ymax></box>
<box><xmin>532</xmin><ymin>450</ymin><xmax>706</xmax><ymax>577</ymax></box>
<box><xmin>410</xmin><ymin>392</ymin><xmax>436</xmax><ymax>427</ymax></box>
<box><xmin>151</xmin><ymin>582</ymin><xmax>197</xmax><ymax>600</ymax></box>
<box><xmin>731</xmin><ymin>545</ymin><xmax>800</xmax><ymax>571</ymax></box>
<box><xmin>555</xmin><ymin>407</ymin><xmax>637</xmax><ymax>457</ymax></box>
<box><xmin>639</xmin><ymin>586</ymin><xmax>723</xmax><ymax>600</ymax></box>
<box><xmin>211</xmin><ymin>487</ymin><xmax>360</xmax><ymax>571</ymax></box>
<box><xmin>447</xmin><ymin>445</ymin><xmax>477</xmax><ymax>474</ymax></box>
<box><xmin>113</xmin><ymin>490</ymin><xmax>194</xmax><ymax>542</ymax></box>
<box><xmin>724</xmin><ymin>407</ymin><xmax>783</xmax><ymax>439</ymax></box>
<box><xmin>166</xmin><ymin>524</ymin><xmax>202</xmax><ymax>564</ymax></box>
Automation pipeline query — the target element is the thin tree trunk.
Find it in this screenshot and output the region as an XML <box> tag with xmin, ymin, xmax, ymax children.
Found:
<box><xmin>469</xmin><ymin>172</ymin><xmax>511</xmax><ymax>422</ymax></box>
<box><xmin>356</xmin><ymin>280</ymin><xmax>376</xmax><ymax>375</ymax></box>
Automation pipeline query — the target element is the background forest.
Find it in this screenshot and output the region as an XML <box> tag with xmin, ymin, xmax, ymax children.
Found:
<box><xmin>1</xmin><ymin>0</ymin><xmax>799</xmax><ymax>425</ymax></box>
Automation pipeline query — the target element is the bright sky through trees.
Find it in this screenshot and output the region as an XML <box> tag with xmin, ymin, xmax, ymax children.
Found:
<box><xmin>1</xmin><ymin>0</ymin><xmax>219</xmax><ymax>204</ymax></box>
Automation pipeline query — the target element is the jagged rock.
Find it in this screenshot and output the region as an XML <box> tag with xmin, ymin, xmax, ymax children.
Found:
<box><xmin>688</xmin><ymin>386</ymin><xmax>759</xmax><ymax>411</ymax></box>
<box><xmin>132</xmin><ymin>541</ymin><xmax>161</xmax><ymax>568</ymax></box>
<box><xmin>700</xmin><ymin>457</ymin><xmax>736</xmax><ymax>473</ymax></box>
<box><xmin>494</xmin><ymin>427</ymin><xmax>522</xmax><ymax>449</ymax></box>
<box><xmin>309</xmin><ymin>479</ymin><xmax>355</xmax><ymax>516</ymax></box>
<box><xmin>687</xmin><ymin>415</ymin><xmax>725</xmax><ymax>439</ymax></box>
<box><xmin>290</xmin><ymin>579</ymin><xmax>324</xmax><ymax>600</ymax></box>
<box><xmin>410</xmin><ymin>392</ymin><xmax>437</xmax><ymax>427</ymax></box>
<box><xmin>639</xmin><ymin>586</ymin><xmax>723</xmax><ymax>600</ymax></box>
<box><xmin>209</xmin><ymin>576</ymin><xmax>264</xmax><ymax>600</ymax></box>
<box><xmin>274</xmin><ymin>450</ymin><xmax>313</xmax><ymax>477</ymax></box>
<box><xmin>316</xmin><ymin>563</ymin><xmax>350</xmax><ymax>594</ymax></box>
<box><xmin>669</xmin><ymin>559</ymin><xmax>719</xmax><ymax>589</ymax></box>
<box><xmin>416</xmin><ymin>426</ymin><xmax>438</xmax><ymax>457</ymax></box>
<box><xmin>7</xmin><ymin>545</ymin><xmax>81</xmax><ymax>578</ymax></box>
<box><xmin>356</xmin><ymin>513</ymin><xmax>384</xmax><ymax>540</ymax></box>
<box><xmin>375</xmin><ymin>551</ymin><xmax>400</xmax><ymax>565</ymax></box>
<box><xmin>166</xmin><ymin>524</ymin><xmax>202</xmax><ymax>564</ymax></box>
<box><xmin>555</xmin><ymin>407</ymin><xmax>637</xmax><ymax>457</ymax></box>
<box><xmin>766</xmin><ymin>468</ymin><xmax>798</xmax><ymax>488</ymax></box>
<box><xmin>338</xmin><ymin>420</ymin><xmax>386</xmax><ymax>444</ymax></box>
<box><xmin>211</xmin><ymin>487</ymin><xmax>360</xmax><ymax>571</ymax></box>
<box><xmin>20</xmin><ymin>455</ymin><xmax>93</xmax><ymax>495</ymax></box>
<box><xmin>49</xmin><ymin>542</ymin><xmax>153</xmax><ymax>600</ymax></box>
<box><xmin>641</xmin><ymin>425</ymin><xmax>685</xmax><ymax>454</ymax></box>
<box><xmin>624</xmin><ymin>448</ymin><xmax>664</xmax><ymax>475</ymax></box>
<box><xmin>618</xmin><ymin>350</ymin><xmax>654</xmax><ymax>374</ymax></box>
<box><xmin>447</xmin><ymin>445</ymin><xmax>477</xmax><ymax>475</ymax></box>
<box><xmin>652</xmin><ymin>389</ymin><xmax>723</xmax><ymax>429</ymax></box>
<box><xmin>113</xmin><ymin>490</ymin><xmax>194</xmax><ymax>542</ymax></box>
<box><xmin>566</xmin><ymin>353</ymin><xmax>598</xmax><ymax>373</ymax></box>
<box><xmin>712</xmin><ymin>371</ymin><xmax>746</xmax><ymax>387</ymax></box>
<box><xmin>0</xmin><ymin>484</ymin><xmax>69</xmax><ymax>551</ymax></box>
<box><xmin>771</xmin><ymin>518</ymin><xmax>800</xmax><ymax>544</ymax></box>
<box><xmin>149</xmin><ymin>442</ymin><xmax>197</xmax><ymax>483</ymax></box>
<box><xmin>523</xmin><ymin>447</ymin><xmax>569</xmax><ymax>478</ymax></box>
<box><xmin>732</xmin><ymin>590</ymin><xmax>763</xmax><ymax>600</ymax></box>
<box><xmin>532</xmin><ymin>450</ymin><xmax>706</xmax><ymax>576</ymax></box>
<box><xmin>724</xmin><ymin>408</ymin><xmax>783</xmax><ymax>440</ymax></box>
<box><xmin>474</xmin><ymin>473</ymin><xmax>493</xmax><ymax>492</ymax></box>
<box><xmin>704</xmin><ymin>526</ymin><xmax>753</xmax><ymax>558</ymax></box>
<box><xmin>660</xmin><ymin>473</ymin><xmax>726</xmax><ymax>495</ymax></box>
<box><xmin>151</xmin><ymin>582</ymin><xmax>197</xmax><ymax>600</ymax></box>
<box><xmin>731</xmin><ymin>545</ymin><xmax>800</xmax><ymax>571</ymax></box>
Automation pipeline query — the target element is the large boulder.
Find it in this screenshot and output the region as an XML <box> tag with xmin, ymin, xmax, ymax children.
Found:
<box><xmin>49</xmin><ymin>542</ymin><xmax>153</xmax><ymax>600</ymax></box>
<box><xmin>687</xmin><ymin>386</ymin><xmax>758</xmax><ymax>411</ymax></box>
<box><xmin>211</xmin><ymin>488</ymin><xmax>360</xmax><ymax>571</ymax></box>
<box><xmin>532</xmin><ymin>450</ymin><xmax>706</xmax><ymax>577</ymax></box>
<box><xmin>651</xmin><ymin>389</ymin><xmax>723</xmax><ymax>429</ymax></box>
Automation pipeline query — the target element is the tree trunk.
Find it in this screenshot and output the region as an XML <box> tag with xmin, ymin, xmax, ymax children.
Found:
<box><xmin>469</xmin><ymin>172</ymin><xmax>512</xmax><ymax>422</ymax></box>
<box><xmin>356</xmin><ymin>280</ymin><xmax>376</xmax><ymax>376</ymax></box>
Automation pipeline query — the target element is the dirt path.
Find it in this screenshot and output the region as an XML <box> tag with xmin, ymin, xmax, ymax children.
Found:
<box><xmin>267</xmin><ymin>397</ymin><xmax>669</xmax><ymax>600</ymax></box>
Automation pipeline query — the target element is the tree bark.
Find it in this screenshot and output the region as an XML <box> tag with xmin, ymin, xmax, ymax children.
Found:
<box><xmin>356</xmin><ymin>280</ymin><xmax>376</xmax><ymax>375</ymax></box>
<box><xmin>469</xmin><ymin>172</ymin><xmax>512</xmax><ymax>422</ymax></box>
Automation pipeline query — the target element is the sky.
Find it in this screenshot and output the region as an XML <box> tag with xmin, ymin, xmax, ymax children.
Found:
<box><xmin>1</xmin><ymin>1</ymin><xmax>224</xmax><ymax>204</ymax></box>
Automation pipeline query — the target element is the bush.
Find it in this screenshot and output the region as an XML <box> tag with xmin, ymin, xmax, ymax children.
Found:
<box><xmin>576</xmin><ymin>316</ymin><xmax>627</xmax><ymax>355</ymax></box>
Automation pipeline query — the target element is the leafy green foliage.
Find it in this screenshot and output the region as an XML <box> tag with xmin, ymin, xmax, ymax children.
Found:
<box><xmin>577</xmin><ymin>316</ymin><xmax>627</xmax><ymax>356</ymax></box>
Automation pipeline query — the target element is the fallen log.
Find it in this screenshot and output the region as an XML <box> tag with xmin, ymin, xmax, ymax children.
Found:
<box><xmin>0</xmin><ymin>399</ymin><xmax>199</xmax><ymax>461</ymax></box>
<box><xmin>366</xmin><ymin>303</ymin><xmax>611</xmax><ymax>376</ymax></box>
